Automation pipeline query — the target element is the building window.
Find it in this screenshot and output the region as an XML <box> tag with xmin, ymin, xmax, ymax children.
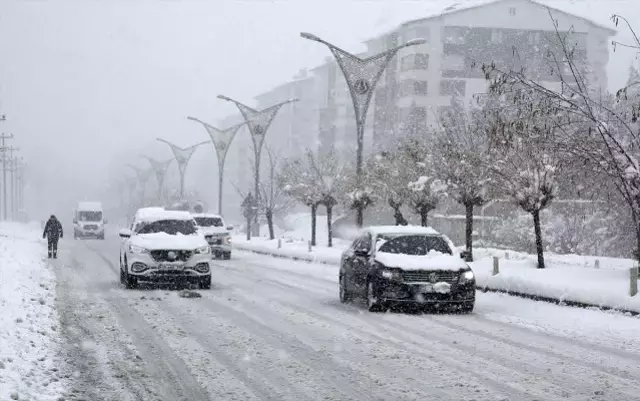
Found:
<box><xmin>509</xmin><ymin>7</ymin><xmax>516</xmax><ymax>16</ymax></box>
<box><xmin>439</xmin><ymin>80</ymin><xmax>466</xmax><ymax>96</ymax></box>
<box><xmin>399</xmin><ymin>79</ymin><xmax>428</xmax><ymax>96</ymax></box>
<box><xmin>443</xmin><ymin>26</ymin><xmax>468</xmax><ymax>44</ymax></box>
<box><xmin>442</xmin><ymin>54</ymin><xmax>466</xmax><ymax>71</ymax></box>
<box><xmin>400</xmin><ymin>53</ymin><xmax>429</xmax><ymax>71</ymax></box>
<box><xmin>528</xmin><ymin>32</ymin><xmax>541</xmax><ymax>45</ymax></box>
<box><xmin>401</xmin><ymin>25</ymin><xmax>430</xmax><ymax>43</ymax></box>
<box><xmin>491</xmin><ymin>29</ymin><xmax>504</xmax><ymax>43</ymax></box>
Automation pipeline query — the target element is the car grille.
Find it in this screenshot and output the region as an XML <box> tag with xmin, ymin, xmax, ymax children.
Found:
<box><xmin>402</xmin><ymin>270</ymin><xmax>459</xmax><ymax>284</ymax></box>
<box><xmin>150</xmin><ymin>250</ymin><xmax>193</xmax><ymax>262</ymax></box>
<box><xmin>84</xmin><ymin>225</ymin><xmax>98</xmax><ymax>230</ymax></box>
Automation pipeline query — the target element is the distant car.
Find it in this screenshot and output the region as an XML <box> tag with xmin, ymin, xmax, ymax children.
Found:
<box><xmin>118</xmin><ymin>209</ymin><xmax>212</xmax><ymax>289</ymax></box>
<box><xmin>339</xmin><ymin>226</ymin><xmax>475</xmax><ymax>313</ymax></box>
<box><xmin>73</xmin><ymin>201</ymin><xmax>107</xmax><ymax>240</ymax></box>
<box><xmin>192</xmin><ymin>213</ymin><xmax>233</xmax><ymax>260</ymax></box>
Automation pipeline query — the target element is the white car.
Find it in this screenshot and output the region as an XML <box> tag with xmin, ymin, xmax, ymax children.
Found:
<box><xmin>118</xmin><ymin>209</ymin><xmax>212</xmax><ymax>289</ymax></box>
<box><xmin>192</xmin><ymin>213</ymin><xmax>233</xmax><ymax>260</ymax></box>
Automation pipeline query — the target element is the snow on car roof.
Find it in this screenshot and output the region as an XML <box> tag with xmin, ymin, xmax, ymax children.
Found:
<box><xmin>135</xmin><ymin>208</ymin><xmax>194</xmax><ymax>223</ymax></box>
<box><xmin>366</xmin><ymin>225</ymin><xmax>441</xmax><ymax>236</ymax></box>
<box><xmin>77</xmin><ymin>202</ymin><xmax>103</xmax><ymax>211</ymax></box>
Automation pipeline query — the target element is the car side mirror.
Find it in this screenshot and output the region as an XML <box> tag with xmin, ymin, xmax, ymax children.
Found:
<box><xmin>73</xmin><ymin>218</ymin><xmax>78</xmax><ymax>224</ymax></box>
<box><xmin>460</xmin><ymin>250</ymin><xmax>471</xmax><ymax>261</ymax></box>
<box><xmin>354</xmin><ymin>248</ymin><xmax>369</xmax><ymax>257</ymax></box>
<box><xmin>226</xmin><ymin>225</ymin><xmax>234</xmax><ymax>231</ymax></box>
<box><xmin>119</xmin><ymin>229</ymin><xmax>132</xmax><ymax>238</ymax></box>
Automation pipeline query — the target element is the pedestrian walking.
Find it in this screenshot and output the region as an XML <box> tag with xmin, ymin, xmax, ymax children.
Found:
<box><xmin>43</xmin><ymin>214</ymin><xmax>63</xmax><ymax>259</ymax></box>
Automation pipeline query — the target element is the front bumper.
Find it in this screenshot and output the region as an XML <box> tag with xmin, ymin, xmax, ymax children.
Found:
<box><xmin>127</xmin><ymin>253</ymin><xmax>211</xmax><ymax>282</ymax></box>
<box><xmin>205</xmin><ymin>236</ymin><xmax>232</xmax><ymax>253</ymax></box>
<box><xmin>378</xmin><ymin>281</ymin><xmax>476</xmax><ymax>304</ymax></box>
<box><xmin>75</xmin><ymin>228</ymin><xmax>104</xmax><ymax>238</ymax></box>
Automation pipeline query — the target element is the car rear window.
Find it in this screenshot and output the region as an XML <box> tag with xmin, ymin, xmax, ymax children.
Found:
<box><xmin>194</xmin><ymin>217</ymin><xmax>223</xmax><ymax>227</ymax></box>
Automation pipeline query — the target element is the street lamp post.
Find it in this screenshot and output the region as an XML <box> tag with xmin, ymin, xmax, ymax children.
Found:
<box><xmin>217</xmin><ymin>95</ymin><xmax>298</xmax><ymax>235</ymax></box>
<box><xmin>141</xmin><ymin>156</ymin><xmax>173</xmax><ymax>202</ymax></box>
<box><xmin>127</xmin><ymin>164</ymin><xmax>152</xmax><ymax>206</ymax></box>
<box><xmin>300</xmin><ymin>32</ymin><xmax>426</xmax><ymax>227</ymax></box>
<box><xmin>157</xmin><ymin>139</ymin><xmax>208</xmax><ymax>200</ymax></box>
<box><xmin>187</xmin><ymin>117</ymin><xmax>245</xmax><ymax>216</ymax></box>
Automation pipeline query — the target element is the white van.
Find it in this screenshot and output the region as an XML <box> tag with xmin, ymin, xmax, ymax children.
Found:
<box><xmin>73</xmin><ymin>201</ymin><xmax>107</xmax><ymax>240</ymax></box>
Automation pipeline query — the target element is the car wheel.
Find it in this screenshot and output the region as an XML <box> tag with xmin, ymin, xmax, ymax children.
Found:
<box><xmin>339</xmin><ymin>274</ymin><xmax>352</xmax><ymax>303</ymax></box>
<box><xmin>98</xmin><ymin>234</ymin><xmax>105</xmax><ymax>240</ymax></box>
<box><xmin>366</xmin><ymin>280</ymin><xmax>385</xmax><ymax>312</ymax></box>
<box><xmin>459</xmin><ymin>302</ymin><xmax>474</xmax><ymax>314</ymax></box>
<box><xmin>222</xmin><ymin>252</ymin><xmax>231</xmax><ymax>260</ymax></box>
<box><xmin>123</xmin><ymin>257</ymin><xmax>138</xmax><ymax>289</ymax></box>
<box><xmin>200</xmin><ymin>277</ymin><xmax>212</xmax><ymax>290</ymax></box>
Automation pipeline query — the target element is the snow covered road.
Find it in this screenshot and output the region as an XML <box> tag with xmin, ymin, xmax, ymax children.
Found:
<box><xmin>53</xmin><ymin>237</ymin><xmax>640</xmax><ymax>401</ymax></box>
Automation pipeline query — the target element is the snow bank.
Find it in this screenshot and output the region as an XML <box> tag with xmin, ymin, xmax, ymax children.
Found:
<box><xmin>0</xmin><ymin>222</ymin><xmax>66</xmax><ymax>401</ymax></box>
<box><xmin>233</xmin><ymin>234</ymin><xmax>640</xmax><ymax>314</ymax></box>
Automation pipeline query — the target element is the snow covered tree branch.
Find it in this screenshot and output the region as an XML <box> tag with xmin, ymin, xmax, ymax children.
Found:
<box><xmin>435</xmin><ymin>96</ymin><xmax>493</xmax><ymax>261</ymax></box>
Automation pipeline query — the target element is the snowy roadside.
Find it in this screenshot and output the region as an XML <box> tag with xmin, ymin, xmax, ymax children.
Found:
<box><xmin>232</xmin><ymin>235</ymin><xmax>640</xmax><ymax>314</ymax></box>
<box><xmin>0</xmin><ymin>222</ymin><xmax>66</xmax><ymax>401</ymax></box>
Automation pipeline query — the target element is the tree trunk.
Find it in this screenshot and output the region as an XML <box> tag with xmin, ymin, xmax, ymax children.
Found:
<box><xmin>393</xmin><ymin>207</ymin><xmax>408</xmax><ymax>226</ymax></box>
<box><xmin>464</xmin><ymin>202</ymin><xmax>474</xmax><ymax>262</ymax></box>
<box><xmin>266</xmin><ymin>208</ymin><xmax>275</xmax><ymax>240</ymax></box>
<box><xmin>420</xmin><ymin>206</ymin><xmax>429</xmax><ymax>227</ymax></box>
<box><xmin>311</xmin><ymin>204</ymin><xmax>317</xmax><ymax>247</ymax></box>
<box><xmin>327</xmin><ymin>205</ymin><xmax>333</xmax><ymax>248</ymax></box>
<box><xmin>532</xmin><ymin>209</ymin><xmax>545</xmax><ymax>269</ymax></box>
<box><xmin>356</xmin><ymin>205</ymin><xmax>364</xmax><ymax>228</ymax></box>
<box><xmin>246</xmin><ymin>217</ymin><xmax>251</xmax><ymax>241</ymax></box>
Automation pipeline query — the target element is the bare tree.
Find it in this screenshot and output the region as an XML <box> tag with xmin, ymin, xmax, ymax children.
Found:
<box><xmin>259</xmin><ymin>145</ymin><xmax>293</xmax><ymax>240</ymax></box>
<box><xmin>474</xmin><ymin>11</ymin><xmax>640</xmax><ymax>260</ymax></box>
<box><xmin>368</xmin><ymin>150</ymin><xmax>411</xmax><ymax>225</ymax></box>
<box><xmin>436</xmin><ymin>97</ymin><xmax>493</xmax><ymax>261</ymax></box>
<box><xmin>279</xmin><ymin>149</ymin><xmax>348</xmax><ymax>247</ymax></box>
<box><xmin>278</xmin><ymin>152</ymin><xmax>323</xmax><ymax>246</ymax></box>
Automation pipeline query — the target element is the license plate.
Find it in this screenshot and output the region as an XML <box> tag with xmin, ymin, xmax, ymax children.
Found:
<box><xmin>158</xmin><ymin>263</ymin><xmax>184</xmax><ymax>270</ymax></box>
<box><xmin>419</xmin><ymin>284</ymin><xmax>434</xmax><ymax>293</ymax></box>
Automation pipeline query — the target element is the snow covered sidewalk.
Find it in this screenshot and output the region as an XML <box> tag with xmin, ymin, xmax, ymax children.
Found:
<box><xmin>0</xmin><ymin>222</ymin><xmax>66</xmax><ymax>401</ymax></box>
<box><xmin>233</xmin><ymin>235</ymin><xmax>640</xmax><ymax>314</ymax></box>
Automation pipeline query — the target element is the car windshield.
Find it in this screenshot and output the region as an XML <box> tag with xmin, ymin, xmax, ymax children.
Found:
<box><xmin>194</xmin><ymin>217</ymin><xmax>223</xmax><ymax>227</ymax></box>
<box><xmin>135</xmin><ymin>219</ymin><xmax>197</xmax><ymax>235</ymax></box>
<box><xmin>377</xmin><ymin>234</ymin><xmax>452</xmax><ymax>256</ymax></box>
<box><xmin>78</xmin><ymin>211</ymin><xmax>102</xmax><ymax>222</ymax></box>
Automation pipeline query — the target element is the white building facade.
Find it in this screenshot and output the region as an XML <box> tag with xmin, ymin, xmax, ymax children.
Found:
<box><xmin>366</xmin><ymin>0</ymin><xmax>614</xmax><ymax>148</ymax></box>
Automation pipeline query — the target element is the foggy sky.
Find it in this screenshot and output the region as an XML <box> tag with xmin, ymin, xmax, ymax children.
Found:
<box><xmin>0</xmin><ymin>0</ymin><xmax>637</xmax><ymax>220</ymax></box>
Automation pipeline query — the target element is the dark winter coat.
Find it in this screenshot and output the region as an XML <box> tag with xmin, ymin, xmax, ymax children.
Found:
<box><xmin>43</xmin><ymin>218</ymin><xmax>63</xmax><ymax>241</ymax></box>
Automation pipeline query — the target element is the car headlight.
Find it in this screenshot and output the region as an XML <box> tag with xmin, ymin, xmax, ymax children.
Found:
<box><xmin>194</xmin><ymin>246</ymin><xmax>210</xmax><ymax>254</ymax></box>
<box><xmin>459</xmin><ymin>269</ymin><xmax>475</xmax><ymax>283</ymax></box>
<box><xmin>381</xmin><ymin>269</ymin><xmax>402</xmax><ymax>280</ymax></box>
<box><xmin>129</xmin><ymin>245</ymin><xmax>149</xmax><ymax>254</ymax></box>
<box><xmin>224</xmin><ymin>235</ymin><xmax>231</xmax><ymax>244</ymax></box>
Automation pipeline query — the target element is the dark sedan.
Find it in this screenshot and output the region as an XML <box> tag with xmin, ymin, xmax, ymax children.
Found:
<box><xmin>339</xmin><ymin>226</ymin><xmax>475</xmax><ymax>312</ymax></box>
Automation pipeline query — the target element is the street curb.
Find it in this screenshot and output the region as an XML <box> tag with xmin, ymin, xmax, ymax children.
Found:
<box><xmin>234</xmin><ymin>244</ymin><xmax>640</xmax><ymax>317</ymax></box>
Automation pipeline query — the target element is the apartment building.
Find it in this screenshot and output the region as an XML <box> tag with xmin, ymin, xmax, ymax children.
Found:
<box><xmin>365</xmin><ymin>0</ymin><xmax>615</xmax><ymax>146</ymax></box>
<box><xmin>253</xmin><ymin>69</ymin><xmax>316</xmax><ymax>159</ymax></box>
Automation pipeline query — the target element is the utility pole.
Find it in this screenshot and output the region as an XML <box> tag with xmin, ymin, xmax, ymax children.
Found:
<box><xmin>0</xmin><ymin>131</ymin><xmax>14</xmax><ymax>221</ymax></box>
<box><xmin>10</xmin><ymin>156</ymin><xmax>22</xmax><ymax>220</ymax></box>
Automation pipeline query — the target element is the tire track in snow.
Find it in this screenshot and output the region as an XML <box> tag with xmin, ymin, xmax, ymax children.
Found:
<box><xmin>192</xmin><ymin>292</ymin><xmax>412</xmax><ymax>401</ymax></box>
<box><xmin>215</xmin><ymin>264</ymin><xmax>545</xmax><ymax>401</ymax></box>
<box><xmin>224</xmin><ymin>253</ymin><xmax>640</xmax><ymax>373</ymax></box>
<box><xmin>78</xmin><ymin>242</ymin><xmax>212</xmax><ymax>401</ymax></box>
<box><xmin>218</xmin><ymin>259</ymin><xmax>640</xmax><ymax>401</ymax></box>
